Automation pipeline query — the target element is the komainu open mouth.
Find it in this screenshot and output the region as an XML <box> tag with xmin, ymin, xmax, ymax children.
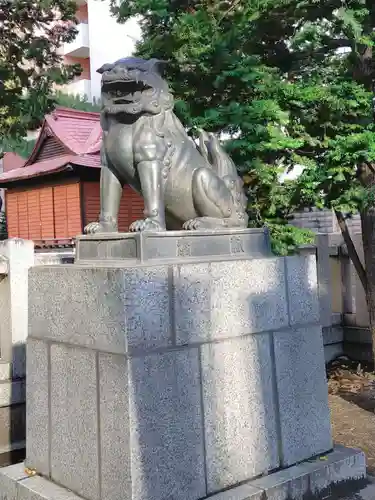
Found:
<box><xmin>102</xmin><ymin>78</ymin><xmax>152</xmax><ymax>104</ymax></box>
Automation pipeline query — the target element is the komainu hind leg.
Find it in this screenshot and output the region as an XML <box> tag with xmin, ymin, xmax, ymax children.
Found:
<box><xmin>183</xmin><ymin>167</ymin><xmax>248</xmax><ymax>230</ymax></box>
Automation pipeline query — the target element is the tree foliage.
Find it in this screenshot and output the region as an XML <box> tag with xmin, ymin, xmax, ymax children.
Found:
<box><xmin>109</xmin><ymin>0</ymin><xmax>375</xmax><ymax>255</ymax></box>
<box><xmin>0</xmin><ymin>0</ymin><xmax>81</xmax><ymax>138</ymax></box>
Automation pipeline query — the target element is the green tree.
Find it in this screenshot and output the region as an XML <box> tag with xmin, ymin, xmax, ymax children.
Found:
<box><xmin>0</xmin><ymin>0</ymin><xmax>82</xmax><ymax>139</ymax></box>
<box><xmin>111</xmin><ymin>0</ymin><xmax>375</xmax><ymax>358</ymax></box>
<box><xmin>54</xmin><ymin>91</ymin><xmax>101</xmax><ymax>113</ymax></box>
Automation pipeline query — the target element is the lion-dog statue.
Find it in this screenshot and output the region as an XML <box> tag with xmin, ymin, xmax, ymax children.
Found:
<box><xmin>84</xmin><ymin>57</ymin><xmax>248</xmax><ymax>233</ymax></box>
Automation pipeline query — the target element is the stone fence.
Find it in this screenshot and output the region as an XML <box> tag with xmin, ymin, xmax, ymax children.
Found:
<box><xmin>0</xmin><ymin>240</ymin><xmax>74</xmax><ymax>465</ymax></box>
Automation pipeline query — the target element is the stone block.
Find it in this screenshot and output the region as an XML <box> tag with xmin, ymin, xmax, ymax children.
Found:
<box><xmin>0</xmin><ymin>462</ymin><xmax>28</xmax><ymax>500</ymax></box>
<box><xmin>0</xmin><ymin>403</ymin><xmax>26</xmax><ymax>450</ymax></box>
<box><xmin>29</xmin><ymin>267</ymin><xmax>126</xmax><ymax>353</ymax></box>
<box><xmin>201</xmin><ymin>334</ymin><xmax>279</xmax><ymax>493</ymax></box>
<box><xmin>273</xmin><ymin>326</ymin><xmax>332</xmax><ymax>466</ymax></box>
<box><xmin>322</xmin><ymin>325</ymin><xmax>344</xmax><ymax>346</ymax></box>
<box><xmin>29</xmin><ymin>265</ymin><xmax>171</xmax><ymax>353</ymax></box>
<box><xmin>75</xmin><ymin>228</ymin><xmax>271</xmax><ymax>264</ymax></box>
<box><xmin>208</xmin><ymin>484</ymin><xmax>263</xmax><ymax>500</ymax></box>
<box><xmin>25</xmin><ymin>339</ymin><xmax>49</xmax><ymax>477</ymax></box>
<box><xmin>50</xmin><ymin>344</ymin><xmax>99</xmax><ymax>500</ymax></box>
<box><xmin>123</xmin><ymin>267</ymin><xmax>171</xmax><ymax>350</ymax></box>
<box><xmin>0</xmin><ymin>378</ymin><xmax>25</xmax><ymax>407</ymax></box>
<box><xmin>129</xmin><ymin>348</ymin><xmax>206</xmax><ymax>500</ymax></box>
<box><xmin>99</xmin><ymin>353</ymin><xmax>131</xmax><ymax>500</ymax></box>
<box><xmin>0</xmin><ymin>239</ymin><xmax>34</xmax><ymax>378</ymax></box>
<box><xmin>0</xmin><ymin>446</ymin><xmax>366</xmax><ymax>500</ymax></box>
<box><xmin>174</xmin><ymin>258</ymin><xmax>288</xmax><ymax>344</ymax></box>
<box><xmin>250</xmin><ymin>445</ymin><xmax>366</xmax><ymax>500</ymax></box>
<box><xmin>18</xmin><ymin>475</ymin><xmax>84</xmax><ymax>500</ymax></box>
<box><xmin>285</xmin><ymin>254</ymin><xmax>320</xmax><ymax>325</ymax></box>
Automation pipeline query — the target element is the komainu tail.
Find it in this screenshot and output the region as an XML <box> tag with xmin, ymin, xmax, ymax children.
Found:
<box><xmin>197</xmin><ymin>130</ymin><xmax>248</xmax><ymax>218</ymax></box>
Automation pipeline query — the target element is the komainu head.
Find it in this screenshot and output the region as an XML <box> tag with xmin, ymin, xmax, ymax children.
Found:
<box><xmin>97</xmin><ymin>57</ymin><xmax>174</xmax><ymax>116</ymax></box>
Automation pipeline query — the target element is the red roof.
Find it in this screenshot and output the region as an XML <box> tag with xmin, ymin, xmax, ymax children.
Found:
<box><xmin>2</xmin><ymin>152</ymin><xmax>25</xmax><ymax>172</ymax></box>
<box><xmin>0</xmin><ymin>107</ymin><xmax>102</xmax><ymax>185</ymax></box>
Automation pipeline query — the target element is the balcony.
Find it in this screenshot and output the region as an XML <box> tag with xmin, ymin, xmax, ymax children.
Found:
<box><xmin>63</xmin><ymin>22</ymin><xmax>89</xmax><ymax>58</ymax></box>
<box><xmin>61</xmin><ymin>79</ymin><xmax>92</xmax><ymax>101</ymax></box>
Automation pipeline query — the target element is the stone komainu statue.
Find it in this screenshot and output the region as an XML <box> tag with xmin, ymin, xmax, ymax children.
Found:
<box><xmin>84</xmin><ymin>57</ymin><xmax>248</xmax><ymax>233</ymax></box>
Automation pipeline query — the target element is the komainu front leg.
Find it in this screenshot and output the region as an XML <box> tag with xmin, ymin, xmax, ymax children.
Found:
<box><xmin>84</xmin><ymin>159</ymin><xmax>123</xmax><ymax>234</ymax></box>
<box><xmin>183</xmin><ymin>167</ymin><xmax>248</xmax><ymax>230</ymax></box>
<box><xmin>129</xmin><ymin>160</ymin><xmax>166</xmax><ymax>232</ymax></box>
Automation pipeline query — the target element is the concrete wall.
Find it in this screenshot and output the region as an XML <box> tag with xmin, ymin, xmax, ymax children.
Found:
<box><xmin>290</xmin><ymin>209</ymin><xmax>362</xmax><ymax>234</ymax></box>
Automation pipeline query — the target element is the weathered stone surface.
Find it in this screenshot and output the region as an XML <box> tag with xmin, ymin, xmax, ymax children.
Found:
<box><xmin>99</xmin><ymin>353</ymin><xmax>131</xmax><ymax>500</ymax></box>
<box><xmin>250</xmin><ymin>445</ymin><xmax>366</xmax><ymax>500</ymax></box>
<box><xmin>0</xmin><ymin>238</ymin><xmax>34</xmax><ymax>379</ymax></box>
<box><xmin>273</xmin><ymin>326</ymin><xmax>332</xmax><ymax>466</ymax></box>
<box><xmin>18</xmin><ymin>475</ymin><xmax>84</xmax><ymax>500</ymax></box>
<box><xmin>323</xmin><ymin>326</ymin><xmax>344</xmax><ymax>345</ymax></box>
<box><xmin>173</xmin><ymin>263</ymin><xmax>211</xmax><ymax>344</ymax></box>
<box><xmin>0</xmin><ymin>378</ymin><xmax>25</xmax><ymax>407</ymax></box>
<box><xmin>285</xmin><ymin>255</ymin><xmax>320</xmax><ymax>326</ymax></box>
<box><xmin>0</xmin><ymin>447</ymin><xmax>366</xmax><ymax>500</ymax></box>
<box><xmin>174</xmin><ymin>259</ymin><xmax>288</xmax><ymax>344</ymax></box>
<box><xmin>75</xmin><ymin>228</ymin><xmax>271</xmax><ymax>264</ymax></box>
<box><xmin>50</xmin><ymin>344</ymin><xmax>99</xmax><ymax>500</ymax></box>
<box><xmin>29</xmin><ymin>266</ymin><xmax>171</xmax><ymax>353</ymax></box>
<box><xmin>208</xmin><ymin>484</ymin><xmax>263</xmax><ymax>500</ymax></box>
<box><xmin>29</xmin><ymin>267</ymin><xmax>127</xmax><ymax>353</ymax></box>
<box><xmin>129</xmin><ymin>348</ymin><xmax>206</xmax><ymax>500</ymax></box>
<box><xmin>0</xmin><ymin>403</ymin><xmax>26</xmax><ymax>450</ymax></box>
<box><xmin>123</xmin><ymin>267</ymin><xmax>171</xmax><ymax>350</ymax></box>
<box><xmin>0</xmin><ymin>462</ymin><xmax>28</xmax><ymax>500</ymax></box>
<box><xmin>25</xmin><ymin>339</ymin><xmax>49</xmax><ymax>477</ymax></box>
<box><xmin>201</xmin><ymin>334</ymin><xmax>279</xmax><ymax>493</ymax></box>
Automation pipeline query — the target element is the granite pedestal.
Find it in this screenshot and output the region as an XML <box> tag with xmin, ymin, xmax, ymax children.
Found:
<box><xmin>0</xmin><ymin>230</ymin><xmax>367</xmax><ymax>500</ymax></box>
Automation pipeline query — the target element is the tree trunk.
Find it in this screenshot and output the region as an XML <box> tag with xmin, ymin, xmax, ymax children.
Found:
<box><xmin>360</xmin><ymin>209</ymin><xmax>375</xmax><ymax>364</ymax></box>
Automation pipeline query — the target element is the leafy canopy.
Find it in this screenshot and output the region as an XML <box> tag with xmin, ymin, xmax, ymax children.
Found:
<box><xmin>0</xmin><ymin>0</ymin><xmax>81</xmax><ymax>138</ymax></box>
<box><xmin>109</xmin><ymin>0</ymin><xmax>375</xmax><ymax>254</ymax></box>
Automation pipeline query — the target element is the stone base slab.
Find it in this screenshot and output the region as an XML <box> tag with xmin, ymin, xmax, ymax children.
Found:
<box><xmin>75</xmin><ymin>228</ymin><xmax>271</xmax><ymax>265</ymax></box>
<box><xmin>0</xmin><ymin>446</ymin><xmax>366</xmax><ymax>500</ymax></box>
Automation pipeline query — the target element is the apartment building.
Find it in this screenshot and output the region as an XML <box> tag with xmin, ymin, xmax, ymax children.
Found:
<box><xmin>60</xmin><ymin>0</ymin><xmax>141</xmax><ymax>102</ymax></box>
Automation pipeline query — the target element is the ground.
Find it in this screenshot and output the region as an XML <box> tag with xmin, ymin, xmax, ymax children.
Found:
<box><xmin>328</xmin><ymin>358</ymin><xmax>375</xmax><ymax>474</ymax></box>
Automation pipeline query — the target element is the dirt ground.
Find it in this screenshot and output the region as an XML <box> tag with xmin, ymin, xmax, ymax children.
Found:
<box><xmin>328</xmin><ymin>358</ymin><xmax>375</xmax><ymax>474</ymax></box>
